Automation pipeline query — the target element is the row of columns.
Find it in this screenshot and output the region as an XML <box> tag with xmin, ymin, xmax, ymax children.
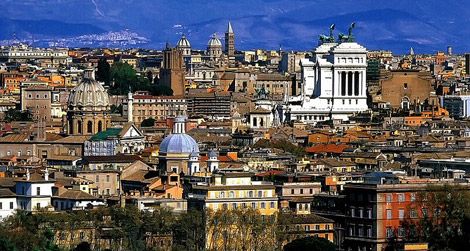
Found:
<box><xmin>338</xmin><ymin>71</ymin><xmax>363</xmax><ymax>97</ymax></box>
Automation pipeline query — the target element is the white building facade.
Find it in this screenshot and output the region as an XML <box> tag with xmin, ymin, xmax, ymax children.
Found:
<box><xmin>284</xmin><ymin>35</ymin><xmax>369</xmax><ymax>124</ymax></box>
<box><xmin>16</xmin><ymin>171</ymin><xmax>54</xmax><ymax>211</ymax></box>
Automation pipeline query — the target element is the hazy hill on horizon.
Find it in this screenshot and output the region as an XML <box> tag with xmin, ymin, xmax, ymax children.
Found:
<box><xmin>0</xmin><ymin>0</ymin><xmax>468</xmax><ymax>54</ymax></box>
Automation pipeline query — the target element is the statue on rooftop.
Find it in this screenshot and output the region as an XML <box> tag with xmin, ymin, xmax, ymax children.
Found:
<box><xmin>319</xmin><ymin>24</ymin><xmax>336</xmax><ymax>44</ymax></box>
<box><xmin>338</xmin><ymin>22</ymin><xmax>356</xmax><ymax>43</ymax></box>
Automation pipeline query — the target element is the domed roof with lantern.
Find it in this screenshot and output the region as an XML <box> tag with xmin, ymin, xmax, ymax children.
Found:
<box><xmin>177</xmin><ymin>34</ymin><xmax>191</xmax><ymax>48</ymax></box>
<box><xmin>207</xmin><ymin>33</ymin><xmax>222</xmax><ymax>47</ymax></box>
<box><xmin>67</xmin><ymin>69</ymin><xmax>110</xmax><ymax>112</ymax></box>
<box><xmin>159</xmin><ymin>116</ymin><xmax>199</xmax><ymax>154</ymax></box>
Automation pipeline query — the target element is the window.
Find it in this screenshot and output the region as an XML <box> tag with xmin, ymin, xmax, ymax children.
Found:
<box><xmin>351</xmin><ymin>208</ymin><xmax>355</xmax><ymax>217</ymax></box>
<box><xmin>358</xmin><ymin>226</ymin><xmax>364</xmax><ymax>237</ymax></box>
<box><xmin>258</xmin><ymin>191</ymin><xmax>263</xmax><ymax>197</ymax></box>
<box><xmin>359</xmin><ymin>209</ymin><xmax>363</xmax><ymax>218</ymax></box>
<box><xmin>232</xmin><ymin>203</ymin><xmax>237</xmax><ymax>209</ymax></box>
<box><xmin>386</xmin><ymin>194</ymin><xmax>392</xmax><ymax>202</ymax></box>
<box><xmin>399</xmin><ymin>209</ymin><xmax>404</xmax><ymax>220</ymax></box>
<box><xmin>398</xmin><ymin>193</ymin><xmax>405</xmax><ymax>202</ymax></box>
<box><xmin>87</xmin><ymin>121</ymin><xmax>93</xmax><ymax>134</ymax></box>
<box><xmin>367</xmin><ymin>226</ymin><xmax>372</xmax><ymax>237</ymax></box>
<box><xmin>220</xmin><ymin>192</ymin><xmax>225</xmax><ymax>198</ymax></box>
<box><xmin>261</xmin><ymin>202</ymin><xmax>266</xmax><ymax>209</ymax></box>
<box><xmin>367</xmin><ymin>209</ymin><xmax>372</xmax><ymax>219</ymax></box>
<box><xmin>386</xmin><ymin>209</ymin><xmax>392</xmax><ymax>219</ymax></box>
<box><xmin>242</xmin><ymin>203</ymin><xmax>247</xmax><ymax>208</ymax></box>
<box><xmin>305</xmin><ymin>225</ymin><xmax>310</xmax><ymax>231</ymax></box>
<box><xmin>95</xmin><ymin>175</ymin><xmax>99</xmax><ymax>182</ymax></box>
<box><xmin>300</xmin><ymin>189</ymin><xmax>303</xmax><ymax>194</ymax></box>
<box><xmin>229</xmin><ymin>191</ymin><xmax>234</xmax><ymax>198</ymax></box>
<box><xmin>80</xmin><ymin>232</ymin><xmax>85</xmax><ymax>240</ymax></box>
<box><xmin>9</xmin><ymin>202</ymin><xmax>13</xmax><ymax>209</ymax></box>
<box><xmin>251</xmin><ymin>202</ymin><xmax>256</xmax><ymax>209</ymax></box>
<box><xmin>106</xmin><ymin>189</ymin><xmax>110</xmax><ymax>195</ymax></box>
<box><xmin>309</xmin><ymin>189</ymin><xmax>313</xmax><ymax>194</ymax></box>
<box><xmin>291</xmin><ymin>189</ymin><xmax>294</xmax><ymax>194</ymax></box>
<box><xmin>386</xmin><ymin>227</ymin><xmax>394</xmax><ymax>238</ymax></box>
<box><xmin>326</xmin><ymin>224</ymin><xmax>330</xmax><ymax>230</ymax></box>
<box><xmin>106</xmin><ymin>175</ymin><xmax>110</xmax><ymax>182</ymax></box>
<box><xmin>248</xmin><ymin>191</ymin><xmax>253</xmax><ymax>197</ymax></box>
<box><xmin>36</xmin><ymin>203</ymin><xmax>41</xmax><ymax>209</ymax></box>
<box><xmin>404</xmin><ymin>83</ymin><xmax>408</xmax><ymax>89</ymax></box>
<box><xmin>0</xmin><ymin>203</ymin><xmax>2</xmax><ymax>209</ymax></box>
<box><xmin>315</xmin><ymin>224</ymin><xmax>320</xmax><ymax>230</ymax></box>
<box><xmin>37</xmin><ymin>187</ymin><xmax>41</xmax><ymax>196</ymax></box>
<box><xmin>222</xmin><ymin>203</ymin><xmax>228</xmax><ymax>210</ymax></box>
<box><xmin>410</xmin><ymin>209</ymin><xmax>417</xmax><ymax>218</ymax></box>
<box><xmin>410</xmin><ymin>193</ymin><xmax>416</xmax><ymax>202</ymax></box>
<box><xmin>270</xmin><ymin>202</ymin><xmax>275</xmax><ymax>209</ymax></box>
<box><xmin>422</xmin><ymin>208</ymin><xmax>428</xmax><ymax>217</ymax></box>
<box><xmin>398</xmin><ymin>227</ymin><xmax>405</xmax><ymax>237</ymax></box>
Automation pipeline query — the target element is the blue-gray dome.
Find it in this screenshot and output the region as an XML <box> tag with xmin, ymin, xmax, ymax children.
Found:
<box><xmin>159</xmin><ymin>134</ymin><xmax>199</xmax><ymax>154</ymax></box>
<box><xmin>159</xmin><ymin>116</ymin><xmax>199</xmax><ymax>154</ymax></box>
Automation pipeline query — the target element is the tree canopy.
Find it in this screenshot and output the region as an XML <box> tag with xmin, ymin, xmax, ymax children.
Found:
<box><xmin>283</xmin><ymin>236</ymin><xmax>336</xmax><ymax>251</ymax></box>
<box><xmin>3</xmin><ymin>109</ymin><xmax>32</xmax><ymax>122</ymax></box>
<box><xmin>106</xmin><ymin>62</ymin><xmax>173</xmax><ymax>96</ymax></box>
<box><xmin>140</xmin><ymin>118</ymin><xmax>155</xmax><ymax>127</ymax></box>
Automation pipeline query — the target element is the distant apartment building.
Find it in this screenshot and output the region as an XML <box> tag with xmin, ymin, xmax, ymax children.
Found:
<box><xmin>0</xmin><ymin>44</ymin><xmax>69</xmax><ymax>67</ymax></box>
<box><xmin>186</xmin><ymin>90</ymin><xmax>231</xmax><ymax>119</ymax></box>
<box><xmin>343</xmin><ymin>177</ymin><xmax>470</xmax><ymax>251</ymax></box>
<box><xmin>254</xmin><ymin>73</ymin><xmax>292</xmax><ymax>97</ymax></box>
<box><xmin>123</xmin><ymin>91</ymin><xmax>187</xmax><ymax>126</ymax></box>
<box><xmin>188</xmin><ymin>172</ymin><xmax>278</xmax><ymax>215</ymax></box>
<box><xmin>20</xmin><ymin>84</ymin><xmax>53</xmax><ymax>122</ymax></box>
<box><xmin>279</xmin><ymin>52</ymin><xmax>307</xmax><ymax>73</ymax></box>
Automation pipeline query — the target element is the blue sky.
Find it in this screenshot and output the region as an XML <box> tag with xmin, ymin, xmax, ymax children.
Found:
<box><xmin>0</xmin><ymin>0</ymin><xmax>469</xmax><ymax>54</ymax></box>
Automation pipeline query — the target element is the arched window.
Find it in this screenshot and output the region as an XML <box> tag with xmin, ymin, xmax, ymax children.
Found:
<box><xmin>87</xmin><ymin>121</ymin><xmax>93</xmax><ymax>134</ymax></box>
<box><xmin>98</xmin><ymin>121</ymin><xmax>103</xmax><ymax>132</ymax></box>
<box><xmin>77</xmin><ymin>121</ymin><xmax>82</xmax><ymax>134</ymax></box>
<box><xmin>401</xmin><ymin>97</ymin><xmax>410</xmax><ymax>110</ymax></box>
<box><xmin>260</xmin><ymin>118</ymin><xmax>264</xmax><ymax>127</ymax></box>
<box><xmin>253</xmin><ymin>117</ymin><xmax>258</xmax><ymax>127</ymax></box>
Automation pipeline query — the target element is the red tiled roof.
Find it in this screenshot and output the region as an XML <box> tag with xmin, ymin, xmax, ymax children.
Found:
<box><xmin>306</xmin><ymin>144</ymin><xmax>349</xmax><ymax>154</ymax></box>
<box><xmin>255</xmin><ymin>170</ymin><xmax>286</xmax><ymax>177</ymax></box>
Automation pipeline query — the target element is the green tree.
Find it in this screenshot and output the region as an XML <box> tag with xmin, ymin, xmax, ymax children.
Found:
<box><xmin>141</xmin><ymin>118</ymin><xmax>155</xmax><ymax>127</ymax></box>
<box><xmin>96</xmin><ymin>58</ymin><xmax>111</xmax><ymax>85</ymax></box>
<box><xmin>0</xmin><ymin>235</ymin><xmax>17</xmax><ymax>251</ymax></box>
<box><xmin>150</xmin><ymin>84</ymin><xmax>173</xmax><ymax>96</ymax></box>
<box><xmin>408</xmin><ymin>184</ymin><xmax>470</xmax><ymax>250</ymax></box>
<box><xmin>110</xmin><ymin>62</ymin><xmax>138</xmax><ymax>95</ymax></box>
<box><xmin>4</xmin><ymin>109</ymin><xmax>32</xmax><ymax>122</ymax></box>
<box><xmin>283</xmin><ymin>236</ymin><xmax>335</xmax><ymax>251</ymax></box>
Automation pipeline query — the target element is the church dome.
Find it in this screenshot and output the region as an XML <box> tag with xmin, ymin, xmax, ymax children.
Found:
<box><xmin>177</xmin><ymin>35</ymin><xmax>191</xmax><ymax>48</ymax></box>
<box><xmin>159</xmin><ymin>116</ymin><xmax>199</xmax><ymax>154</ymax></box>
<box><xmin>207</xmin><ymin>33</ymin><xmax>222</xmax><ymax>47</ymax></box>
<box><xmin>68</xmin><ymin>69</ymin><xmax>110</xmax><ymax>112</ymax></box>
